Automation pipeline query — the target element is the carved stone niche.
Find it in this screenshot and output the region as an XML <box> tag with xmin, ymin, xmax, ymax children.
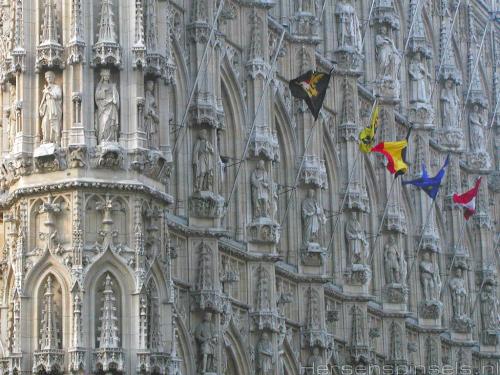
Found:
<box><xmin>247</xmin><ymin>218</ymin><xmax>280</xmax><ymax>245</ymax></box>
<box><xmin>343</xmin><ymin>182</ymin><xmax>370</xmax><ymax>213</ymax></box>
<box><xmin>92</xmin><ymin>143</ymin><xmax>124</xmax><ymax>170</ymax></box>
<box><xmin>383</xmin><ymin>283</ymin><xmax>408</xmax><ymax>305</ymax></box>
<box><xmin>189</xmin><ymin>93</ymin><xmax>225</xmax><ymax>130</ymax></box>
<box><xmin>33</xmin><ymin>143</ymin><xmax>67</xmax><ymax>173</ymax></box>
<box><xmin>408</xmin><ymin>102</ymin><xmax>434</xmax><ymax>128</ymax></box>
<box><xmin>189</xmin><ymin>191</ymin><xmax>225</xmax><ymax>219</ymax></box>
<box><xmin>130</xmin><ymin>149</ymin><xmax>171</xmax><ymax>183</ymax></box>
<box><xmin>301</xmin><ymin>156</ymin><xmax>328</xmax><ymax>189</ymax></box>
<box><xmin>385</xmin><ymin>204</ymin><xmax>408</xmax><ymax>234</ymax></box>
<box><xmin>249</xmin><ymin>125</ymin><xmax>280</xmax><ymax>162</ymax></box>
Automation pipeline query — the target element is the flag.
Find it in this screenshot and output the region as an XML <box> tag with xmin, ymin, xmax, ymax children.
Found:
<box><xmin>371</xmin><ymin>140</ymin><xmax>409</xmax><ymax>177</ymax></box>
<box><xmin>359</xmin><ymin>105</ymin><xmax>380</xmax><ymax>153</ymax></box>
<box><xmin>402</xmin><ymin>155</ymin><xmax>449</xmax><ymax>199</ymax></box>
<box><xmin>289</xmin><ymin>70</ymin><xmax>332</xmax><ymax>120</ymax></box>
<box><xmin>453</xmin><ymin>177</ymin><xmax>482</xmax><ymax>220</ymax></box>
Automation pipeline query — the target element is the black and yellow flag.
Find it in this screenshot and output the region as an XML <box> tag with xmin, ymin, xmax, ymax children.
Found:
<box><xmin>289</xmin><ymin>70</ymin><xmax>332</xmax><ymax>120</ymax></box>
<box><xmin>359</xmin><ymin>105</ymin><xmax>379</xmax><ymax>153</ymax></box>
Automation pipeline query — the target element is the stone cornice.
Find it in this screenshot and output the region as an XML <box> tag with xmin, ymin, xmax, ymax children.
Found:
<box><xmin>0</xmin><ymin>179</ymin><xmax>174</xmax><ymax>208</ymax></box>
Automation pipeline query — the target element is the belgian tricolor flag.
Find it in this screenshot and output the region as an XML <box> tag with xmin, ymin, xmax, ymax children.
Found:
<box><xmin>289</xmin><ymin>70</ymin><xmax>332</xmax><ymax>120</ymax></box>
<box><xmin>370</xmin><ymin>129</ymin><xmax>412</xmax><ymax>178</ymax></box>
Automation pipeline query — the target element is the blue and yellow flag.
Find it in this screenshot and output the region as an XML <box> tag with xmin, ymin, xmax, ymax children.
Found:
<box><xmin>402</xmin><ymin>155</ymin><xmax>449</xmax><ymax>199</ymax></box>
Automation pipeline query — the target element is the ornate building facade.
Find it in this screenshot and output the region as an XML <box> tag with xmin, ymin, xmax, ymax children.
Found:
<box><xmin>0</xmin><ymin>0</ymin><xmax>498</xmax><ymax>374</ymax></box>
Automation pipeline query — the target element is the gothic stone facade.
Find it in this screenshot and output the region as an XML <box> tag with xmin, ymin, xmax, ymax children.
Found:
<box><xmin>0</xmin><ymin>0</ymin><xmax>498</xmax><ymax>374</ymax></box>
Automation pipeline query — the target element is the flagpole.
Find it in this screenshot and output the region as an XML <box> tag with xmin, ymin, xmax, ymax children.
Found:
<box><xmin>324</xmin><ymin>98</ymin><xmax>378</xmax><ymax>257</ymax></box>
<box><xmin>406</xmin><ymin>196</ymin><xmax>438</xmax><ymax>282</ymax></box>
<box><xmin>367</xmin><ymin>176</ymin><xmax>397</xmax><ymax>266</ymax></box>
<box><xmin>171</xmin><ymin>0</ymin><xmax>225</xmax><ymax>156</ymax></box>
<box><xmin>225</xmin><ymin>27</ymin><xmax>287</xmax><ymax>210</ymax></box>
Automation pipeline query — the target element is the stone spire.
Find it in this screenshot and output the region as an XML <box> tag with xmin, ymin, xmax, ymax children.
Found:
<box><xmin>40</xmin><ymin>0</ymin><xmax>59</xmax><ymax>45</ymax></box>
<box><xmin>132</xmin><ymin>0</ymin><xmax>146</xmax><ymax>66</ymax></box>
<box><xmin>196</xmin><ymin>242</ymin><xmax>213</xmax><ymax>291</ymax></box>
<box><xmin>72</xmin><ymin>294</ymin><xmax>82</xmax><ymax>347</ymax></box>
<box><xmin>92</xmin><ymin>0</ymin><xmax>121</xmax><ymax>66</ymax></box>
<box><xmin>98</xmin><ymin>274</ymin><xmax>120</xmax><ymax>349</ymax></box>
<box><xmin>145</xmin><ymin>0</ymin><xmax>158</xmax><ymax>53</ymax></box>
<box><xmin>39</xmin><ymin>276</ymin><xmax>60</xmax><ymax>350</ymax></box>
<box><xmin>67</xmin><ymin>0</ymin><xmax>85</xmax><ymax>64</ymax></box>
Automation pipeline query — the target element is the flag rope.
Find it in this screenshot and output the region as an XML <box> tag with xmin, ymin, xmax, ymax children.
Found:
<box><xmin>224</xmin><ymin>28</ymin><xmax>287</xmax><ymax>210</ymax></box>
<box><xmin>170</xmin><ymin>0</ymin><xmax>226</xmax><ymax>157</ymax></box>
<box><xmin>324</xmin><ymin>98</ymin><xmax>378</xmax><ymax>259</ymax></box>
<box><xmin>367</xmin><ymin>176</ymin><xmax>397</xmax><ymax>266</ymax></box>
<box><xmin>406</xmin><ymin>195</ymin><xmax>439</xmax><ymax>283</ymax></box>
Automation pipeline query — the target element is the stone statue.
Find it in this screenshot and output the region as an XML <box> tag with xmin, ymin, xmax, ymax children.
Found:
<box><xmin>345</xmin><ymin>211</ymin><xmax>369</xmax><ymax>264</ymax></box>
<box><xmin>480</xmin><ymin>283</ymin><xmax>500</xmax><ymax>331</ymax></box>
<box><xmin>306</xmin><ymin>346</ymin><xmax>323</xmax><ymax>375</ymax></box>
<box><xmin>193</xmin><ymin>129</ymin><xmax>214</xmax><ymax>192</ymax></box>
<box><xmin>469</xmin><ymin>104</ymin><xmax>486</xmax><ymax>152</ymax></box>
<box><xmin>301</xmin><ymin>189</ymin><xmax>326</xmax><ymax>248</ymax></box>
<box><xmin>256</xmin><ymin>332</ymin><xmax>273</xmax><ymax>375</ymax></box>
<box><xmin>95</xmin><ymin>69</ymin><xmax>120</xmax><ymax>143</ymax></box>
<box><xmin>376</xmin><ymin>26</ymin><xmax>401</xmax><ymax>82</ymax></box>
<box><xmin>441</xmin><ymin>79</ymin><xmax>460</xmax><ymax>128</ymax></box>
<box><xmin>7</xmin><ymin>83</ymin><xmax>16</xmax><ymax>150</ymax></box>
<box><xmin>194</xmin><ymin>311</ymin><xmax>217</xmax><ymax>373</ymax></box>
<box><xmin>39</xmin><ymin>71</ymin><xmax>62</xmax><ymax>145</ymax></box>
<box><xmin>408</xmin><ymin>53</ymin><xmax>429</xmax><ymax>103</ymax></box>
<box><xmin>384</xmin><ymin>234</ymin><xmax>407</xmax><ymax>284</ymax></box>
<box><xmin>335</xmin><ymin>0</ymin><xmax>362</xmax><ymax>52</ymax></box>
<box><xmin>419</xmin><ymin>251</ymin><xmax>441</xmax><ymax>301</ymax></box>
<box><xmin>144</xmin><ymin>80</ymin><xmax>160</xmax><ymax>150</ymax></box>
<box><xmin>449</xmin><ymin>267</ymin><xmax>468</xmax><ymax>318</ymax></box>
<box><xmin>251</xmin><ymin>160</ymin><xmax>271</xmax><ymax>219</ymax></box>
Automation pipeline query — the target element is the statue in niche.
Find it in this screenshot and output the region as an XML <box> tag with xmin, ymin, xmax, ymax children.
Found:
<box><xmin>335</xmin><ymin>0</ymin><xmax>362</xmax><ymax>52</ymax></box>
<box><xmin>256</xmin><ymin>332</ymin><xmax>273</xmax><ymax>375</ymax></box>
<box><xmin>193</xmin><ymin>129</ymin><xmax>215</xmax><ymax>192</ymax></box>
<box><xmin>144</xmin><ymin>80</ymin><xmax>160</xmax><ymax>150</ymax></box>
<box><xmin>441</xmin><ymin>79</ymin><xmax>460</xmax><ymax>128</ymax></box>
<box><xmin>384</xmin><ymin>234</ymin><xmax>407</xmax><ymax>284</ymax></box>
<box><xmin>375</xmin><ymin>25</ymin><xmax>401</xmax><ymax>82</ymax></box>
<box><xmin>306</xmin><ymin>346</ymin><xmax>322</xmax><ymax>375</ymax></box>
<box><xmin>469</xmin><ymin>104</ymin><xmax>486</xmax><ymax>152</ymax></box>
<box><xmin>480</xmin><ymin>283</ymin><xmax>500</xmax><ymax>332</ymax></box>
<box><xmin>39</xmin><ymin>71</ymin><xmax>62</xmax><ymax>145</ymax></box>
<box><xmin>449</xmin><ymin>266</ymin><xmax>468</xmax><ymax>318</ymax></box>
<box><xmin>419</xmin><ymin>251</ymin><xmax>442</xmax><ymax>301</ymax></box>
<box><xmin>95</xmin><ymin>69</ymin><xmax>120</xmax><ymax>143</ymax></box>
<box><xmin>345</xmin><ymin>211</ymin><xmax>369</xmax><ymax>265</ymax></box>
<box><xmin>301</xmin><ymin>189</ymin><xmax>326</xmax><ymax>248</ymax></box>
<box><xmin>408</xmin><ymin>53</ymin><xmax>429</xmax><ymax>103</ymax></box>
<box><xmin>7</xmin><ymin>83</ymin><xmax>16</xmax><ymax>150</ymax></box>
<box><xmin>194</xmin><ymin>311</ymin><xmax>217</xmax><ymax>373</ymax></box>
<box><xmin>251</xmin><ymin>160</ymin><xmax>271</xmax><ymax>219</ymax></box>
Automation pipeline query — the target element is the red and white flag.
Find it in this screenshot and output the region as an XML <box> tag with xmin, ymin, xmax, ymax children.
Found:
<box><xmin>452</xmin><ymin>177</ymin><xmax>482</xmax><ymax>220</ymax></box>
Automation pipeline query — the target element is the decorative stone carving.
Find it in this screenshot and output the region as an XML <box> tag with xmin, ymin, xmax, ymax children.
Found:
<box><xmin>67</xmin><ymin>0</ymin><xmax>86</xmax><ymax>64</ymax></box>
<box><xmin>480</xmin><ymin>280</ymin><xmax>500</xmax><ymax>345</ymax></box>
<box><xmin>36</xmin><ymin>0</ymin><xmax>64</xmax><ymax>70</ymax></box>
<box><xmin>144</xmin><ymin>80</ymin><xmax>160</xmax><ymax>150</ymax></box>
<box><xmin>388</xmin><ymin>321</ymin><xmax>405</xmax><ymax>363</ymax></box>
<box><xmin>256</xmin><ymin>332</ymin><xmax>273</xmax><ymax>375</ymax></box>
<box><xmin>250</xmin><ymin>126</ymin><xmax>280</xmax><ymax>162</ymax></box>
<box><xmin>92</xmin><ymin>0</ymin><xmax>121</xmax><ymax>67</ymax></box>
<box><xmin>466</xmin><ymin>103</ymin><xmax>491</xmax><ymax>170</ymax></box>
<box><xmin>375</xmin><ymin>25</ymin><xmax>401</xmax><ymax>98</ymax></box>
<box><xmin>93</xmin><ymin>142</ymin><xmax>124</xmax><ymax>169</ymax></box>
<box><xmin>32</xmin><ymin>276</ymin><xmax>64</xmax><ymax>374</ymax></box>
<box><xmin>193</xmin><ymin>129</ymin><xmax>214</xmax><ymax>192</ymax></box>
<box><xmin>345</xmin><ymin>211</ymin><xmax>369</xmax><ymax>265</ymax></box>
<box><xmin>194</xmin><ymin>311</ymin><xmax>218</xmax><ymax>374</ymax></box>
<box><xmin>419</xmin><ymin>251</ymin><xmax>443</xmax><ymax>319</ymax></box>
<box><xmin>33</xmin><ymin>143</ymin><xmax>67</xmax><ymax>173</ymax></box>
<box><xmin>306</xmin><ymin>346</ymin><xmax>322</xmax><ymax>375</ymax></box>
<box><xmin>94</xmin><ymin>274</ymin><xmax>124</xmax><ymax>372</ymax></box>
<box><xmin>68</xmin><ymin>145</ymin><xmax>86</xmax><ymax>168</ymax></box>
<box><xmin>39</xmin><ymin>71</ymin><xmax>62</xmax><ymax>145</ymax></box>
<box><xmin>251</xmin><ymin>160</ymin><xmax>272</xmax><ymax>220</ymax></box>
<box><xmin>349</xmin><ymin>305</ymin><xmax>368</xmax><ymax>364</ymax></box>
<box><xmin>383</xmin><ymin>234</ymin><xmax>408</xmax><ymax>304</ymax></box>
<box><xmin>408</xmin><ymin>53</ymin><xmax>429</xmax><ymax>104</ymax></box>
<box><xmin>96</xmin><ymin>69</ymin><xmax>120</xmax><ymax>143</ymax></box>
<box><xmin>300</xmin><ymin>189</ymin><xmax>327</xmax><ymax>266</ymax></box>
<box><xmin>449</xmin><ymin>264</ymin><xmax>473</xmax><ymax>333</ymax></box>
<box><xmin>441</xmin><ymin>79</ymin><xmax>460</xmax><ymax>129</ymax></box>
<box><xmin>7</xmin><ymin>83</ymin><xmax>17</xmax><ymax>151</ymax></box>
<box><xmin>335</xmin><ymin>0</ymin><xmax>362</xmax><ymax>53</ymax></box>
<box><xmin>301</xmin><ymin>156</ymin><xmax>327</xmax><ymax>189</ymax></box>
<box><xmin>68</xmin><ymin>294</ymin><xmax>85</xmax><ymax>372</ymax></box>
